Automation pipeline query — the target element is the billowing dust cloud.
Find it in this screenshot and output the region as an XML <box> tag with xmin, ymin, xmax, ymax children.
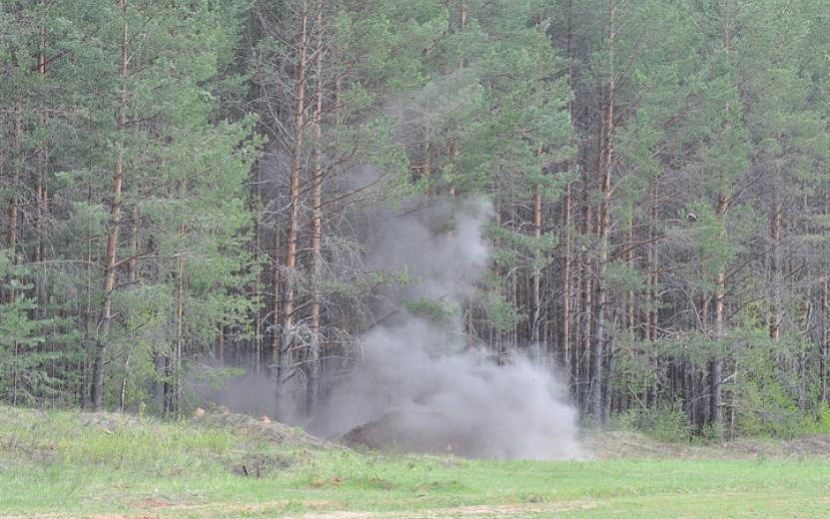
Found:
<box><xmin>310</xmin><ymin>197</ymin><xmax>583</xmax><ymax>460</ymax></box>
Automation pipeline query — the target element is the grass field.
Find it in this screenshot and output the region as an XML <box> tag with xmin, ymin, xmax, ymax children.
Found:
<box><xmin>0</xmin><ymin>406</ymin><xmax>828</xmax><ymax>518</ymax></box>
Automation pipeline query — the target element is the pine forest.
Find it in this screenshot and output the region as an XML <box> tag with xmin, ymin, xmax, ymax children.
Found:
<box><xmin>2</xmin><ymin>0</ymin><xmax>830</xmax><ymax>449</ymax></box>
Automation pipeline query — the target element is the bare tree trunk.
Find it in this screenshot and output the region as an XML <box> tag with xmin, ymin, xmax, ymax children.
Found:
<box><xmin>153</xmin><ymin>353</ymin><xmax>167</xmax><ymax>413</ymax></box>
<box><xmin>118</xmin><ymin>353</ymin><xmax>130</xmax><ymax>413</ymax></box>
<box><xmin>122</xmin><ymin>203</ymin><xmax>139</xmax><ymax>411</ymax></box>
<box><xmin>562</xmin><ymin>183</ymin><xmax>573</xmax><ymax>381</ymax></box>
<box><xmin>6</xmin><ymin>100</ymin><xmax>22</xmax><ymax>294</ymax></box>
<box><xmin>509</xmin><ymin>188</ymin><xmax>519</xmax><ymax>351</ymax></box>
<box><xmin>591</xmin><ymin>0</ymin><xmax>615</xmax><ymax>422</ymax></box>
<box><xmin>307</xmin><ymin>0</ymin><xmax>325</xmax><ymax>415</ymax></box>
<box><xmin>253</xmin><ymin>160</ymin><xmax>263</xmax><ymax>374</ymax></box>
<box><xmin>38</xmin><ymin>11</ymin><xmax>53</xmax><ymax>386</ymax></box>
<box><xmin>251</xmin><ymin>52</ymin><xmax>268</xmax><ymax>374</ymax></box>
<box><xmin>81</xmin><ymin>187</ymin><xmax>94</xmax><ymax>409</ymax></box>
<box><xmin>493</xmin><ymin>175</ymin><xmax>503</xmax><ymax>361</ymax></box>
<box><xmin>92</xmin><ymin>0</ymin><xmax>129</xmax><ymax>411</ymax></box>
<box><xmin>128</xmin><ymin>206</ymin><xmax>139</xmax><ymax>284</ymax></box>
<box><xmin>36</xmin><ymin>15</ymin><xmax>49</xmax><ymax>289</ymax></box>
<box><xmin>818</xmin><ymin>189</ymin><xmax>829</xmax><ymax>404</ymax></box>
<box><xmin>647</xmin><ymin>176</ymin><xmax>659</xmax><ymax>342</ymax></box>
<box><xmin>821</xmin><ymin>277</ymin><xmax>828</xmax><ymax>404</ymax></box>
<box><xmin>603</xmin><ymin>334</ymin><xmax>617</xmax><ymax>423</ymax></box>
<box><xmin>531</xmin><ymin>183</ymin><xmax>543</xmax><ymax>350</ymax></box>
<box><xmin>172</xmin><ymin>239</ymin><xmax>186</xmax><ymax>415</ymax></box>
<box><xmin>798</xmin><ymin>295</ymin><xmax>810</xmax><ymax>410</ymax></box>
<box><xmin>217</xmin><ymin>325</ymin><xmax>224</xmax><ymax>364</ymax></box>
<box><xmin>271</xmin><ymin>221</ymin><xmax>281</xmax><ymax>367</ymax></box>
<box><xmin>710</xmin><ymin>193</ymin><xmax>728</xmax><ymax>430</ymax></box>
<box><xmin>625</xmin><ymin>218</ymin><xmax>635</xmax><ymax>333</ymax></box>
<box><xmin>770</xmin><ymin>168</ymin><xmax>782</xmax><ymax>341</ymax></box>
<box><xmin>578</xmin><ymin>182</ymin><xmax>592</xmax><ymax>412</ymax></box>
<box><xmin>563</xmin><ymin>0</ymin><xmax>576</xmax><ymax>392</ymax></box>
<box><xmin>278</xmin><ymin>1</ymin><xmax>310</xmax><ymax>410</ymax></box>
<box><xmin>708</xmin><ymin>1</ymin><xmax>734</xmax><ymax>431</ymax></box>
<box><xmin>695</xmin><ymin>292</ymin><xmax>709</xmax><ymax>430</ymax></box>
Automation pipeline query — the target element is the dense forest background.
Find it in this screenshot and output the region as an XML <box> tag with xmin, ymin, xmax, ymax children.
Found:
<box><xmin>2</xmin><ymin>0</ymin><xmax>830</xmax><ymax>440</ymax></box>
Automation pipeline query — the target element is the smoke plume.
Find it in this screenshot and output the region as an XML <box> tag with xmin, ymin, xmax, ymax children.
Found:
<box><xmin>311</xmin><ymin>197</ymin><xmax>583</xmax><ymax>460</ymax></box>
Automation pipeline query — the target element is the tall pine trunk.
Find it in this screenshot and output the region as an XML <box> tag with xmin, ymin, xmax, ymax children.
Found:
<box><xmin>172</xmin><ymin>234</ymin><xmax>186</xmax><ymax>415</ymax></box>
<box><xmin>710</xmin><ymin>193</ymin><xmax>728</xmax><ymax>430</ymax></box>
<box><xmin>562</xmin><ymin>183</ymin><xmax>573</xmax><ymax>382</ymax></box>
<box><xmin>821</xmin><ymin>276</ymin><xmax>828</xmax><ymax>404</ymax></box>
<box><xmin>6</xmin><ymin>100</ymin><xmax>22</xmax><ymax>299</ymax></box>
<box><xmin>278</xmin><ymin>1</ymin><xmax>310</xmax><ymax>410</ymax></box>
<box><xmin>647</xmin><ymin>176</ymin><xmax>659</xmax><ymax>342</ymax></box>
<box><xmin>36</xmin><ymin>16</ymin><xmax>49</xmax><ymax>289</ymax></box>
<box><xmin>590</xmin><ymin>0</ymin><xmax>615</xmax><ymax>422</ymax></box>
<box><xmin>562</xmin><ymin>0</ymin><xmax>576</xmax><ymax>391</ymax></box>
<box><xmin>92</xmin><ymin>0</ymin><xmax>129</xmax><ymax>411</ymax></box>
<box><xmin>307</xmin><ymin>0</ymin><xmax>325</xmax><ymax>415</ymax></box>
<box><xmin>769</xmin><ymin>168</ymin><xmax>782</xmax><ymax>341</ymax></box>
<box><xmin>531</xmin><ymin>184</ymin><xmax>543</xmax><ymax>352</ymax></box>
<box><xmin>708</xmin><ymin>1</ymin><xmax>735</xmax><ymax>431</ymax></box>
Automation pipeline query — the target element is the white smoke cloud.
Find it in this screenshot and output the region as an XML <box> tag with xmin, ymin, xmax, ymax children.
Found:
<box><xmin>311</xmin><ymin>196</ymin><xmax>583</xmax><ymax>460</ymax></box>
<box><xmin>367</xmin><ymin>197</ymin><xmax>491</xmax><ymax>302</ymax></box>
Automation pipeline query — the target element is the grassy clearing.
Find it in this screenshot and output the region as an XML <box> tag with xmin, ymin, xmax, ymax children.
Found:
<box><xmin>0</xmin><ymin>407</ymin><xmax>828</xmax><ymax>518</ymax></box>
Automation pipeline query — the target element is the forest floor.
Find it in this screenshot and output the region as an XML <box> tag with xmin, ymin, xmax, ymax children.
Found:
<box><xmin>0</xmin><ymin>406</ymin><xmax>828</xmax><ymax>518</ymax></box>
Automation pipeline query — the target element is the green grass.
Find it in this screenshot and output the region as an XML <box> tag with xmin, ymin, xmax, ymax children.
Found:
<box><xmin>0</xmin><ymin>407</ymin><xmax>828</xmax><ymax>518</ymax></box>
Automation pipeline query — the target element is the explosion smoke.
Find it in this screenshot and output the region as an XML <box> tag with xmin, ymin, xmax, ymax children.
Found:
<box><xmin>310</xmin><ymin>197</ymin><xmax>583</xmax><ymax>460</ymax></box>
<box><xmin>198</xmin><ymin>195</ymin><xmax>582</xmax><ymax>459</ymax></box>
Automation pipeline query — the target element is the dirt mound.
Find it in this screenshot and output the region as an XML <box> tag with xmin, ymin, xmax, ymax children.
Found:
<box><xmin>194</xmin><ymin>408</ymin><xmax>336</xmax><ymax>450</ymax></box>
<box><xmin>341</xmin><ymin>413</ymin><xmax>427</xmax><ymax>452</ymax></box>
<box><xmin>339</xmin><ymin>411</ymin><xmax>568</xmax><ymax>459</ymax></box>
<box><xmin>341</xmin><ymin>412</ymin><xmax>481</xmax><ymax>457</ymax></box>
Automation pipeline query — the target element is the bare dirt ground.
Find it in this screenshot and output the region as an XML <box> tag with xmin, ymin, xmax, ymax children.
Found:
<box><xmin>284</xmin><ymin>501</ymin><xmax>599</xmax><ymax>519</ymax></box>
<box><xmin>50</xmin><ymin>500</ymin><xmax>595</xmax><ymax>519</ymax></box>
